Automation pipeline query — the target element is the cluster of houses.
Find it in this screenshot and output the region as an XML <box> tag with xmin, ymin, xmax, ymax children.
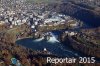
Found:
<box><xmin>65</xmin><ymin>31</ymin><xmax>78</xmax><ymax>36</ymax></box>
<box><xmin>0</xmin><ymin>0</ymin><xmax>82</xmax><ymax>35</ymax></box>
<box><xmin>0</xmin><ymin>8</ymin><xmax>80</xmax><ymax>30</ymax></box>
<box><xmin>30</xmin><ymin>12</ymin><xmax>81</xmax><ymax>32</ymax></box>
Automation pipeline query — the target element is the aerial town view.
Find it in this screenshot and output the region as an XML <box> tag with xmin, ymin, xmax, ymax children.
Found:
<box><xmin>0</xmin><ymin>0</ymin><xmax>100</xmax><ymax>66</ymax></box>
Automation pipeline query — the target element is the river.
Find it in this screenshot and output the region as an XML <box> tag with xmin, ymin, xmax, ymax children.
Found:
<box><xmin>16</xmin><ymin>31</ymin><xmax>87</xmax><ymax>57</ymax></box>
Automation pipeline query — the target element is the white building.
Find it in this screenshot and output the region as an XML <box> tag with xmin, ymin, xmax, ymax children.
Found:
<box><xmin>9</xmin><ymin>17</ymin><xmax>13</xmax><ymax>22</ymax></box>
<box><xmin>16</xmin><ymin>20</ymin><xmax>22</xmax><ymax>25</ymax></box>
<box><xmin>10</xmin><ymin>25</ymin><xmax>13</xmax><ymax>28</ymax></box>
<box><xmin>29</xmin><ymin>14</ymin><xmax>33</xmax><ymax>18</ymax></box>
<box><xmin>68</xmin><ymin>32</ymin><xmax>77</xmax><ymax>36</ymax></box>
<box><xmin>65</xmin><ymin>31</ymin><xmax>69</xmax><ymax>34</ymax></box>
<box><xmin>34</xmin><ymin>21</ymin><xmax>38</xmax><ymax>25</ymax></box>
<box><xmin>5</xmin><ymin>19</ymin><xmax>9</xmax><ymax>23</ymax></box>
<box><xmin>31</xmin><ymin>25</ymin><xmax>35</xmax><ymax>28</ymax></box>
<box><xmin>44</xmin><ymin>16</ymin><xmax>65</xmax><ymax>24</ymax></box>
<box><xmin>70</xmin><ymin>22</ymin><xmax>79</xmax><ymax>27</ymax></box>
<box><xmin>22</xmin><ymin>19</ymin><xmax>27</xmax><ymax>24</ymax></box>
<box><xmin>65</xmin><ymin>31</ymin><xmax>77</xmax><ymax>36</ymax></box>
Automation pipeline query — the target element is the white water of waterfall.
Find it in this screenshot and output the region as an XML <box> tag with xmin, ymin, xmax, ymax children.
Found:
<box><xmin>47</xmin><ymin>32</ymin><xmax>60</xmax><ymax>43</ymax></box>
<box><xmin>34</xmin><ymin>37</ymin><xmax>44</xmax><ymax>42</ymax></box>
<box><xmin>33</xmin><ymin>32</ymin><xmax>59</xmax><ymax>43</ymax></box>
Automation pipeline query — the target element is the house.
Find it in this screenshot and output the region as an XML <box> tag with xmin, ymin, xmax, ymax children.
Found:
<box><xmin>70</xmin><ymin>22</ymin><xmax>79</xmax><ymax>27</ymax></box>
<box><xmin>68</xmin><ymin>32</ymin><xmax>77</xmax><ymax>36</ymax></box>
<box><xmin>16</xmin><ymin>20</ymin><xmax>22</xmax><ymax>25</ymax></box>
<box><xmin>31</xmin><ymin>25</ymin><xmax>35</xmax><ymax>29</ymax></box>
<box><xmin>0</xmin><ymin>21</ymin><xmax>5</xmax><ymax>25</ymax></box>
<box><xmin>65</xmin><ymin>31</ymin><xmax>77</xmax><ymax>36</ymax></box>
<box><xmin>5</xmin><ymin>19</ymin><xmax>9</xmax><ymax>23</ymax></box>
<box><xmin>34</xmin><ymin>21</ymin><xmax>38</xmax><ymax>25</ymax></box>
<box><xmin>9</xmin><ymin>17</ymin><xmax>13</xmax><ymax>22</ymax></box>
<box><xmin>65</xmin><ymin>31</ymin><xmax>69</xmax><ymax>34</ymax></box>
<box><xmin>22</xmin><ymin>19</ymin><xmax>27</xmax><ymax>24</ymax></box>
<box><xmin>39</xmin><ymin>24</ymin><xmax>43</xmax><ymax>27</ymax></box>
<box><xmin>10</xmin><ymin>25</ymin><xmax>13</xmax><ymax>28</ymax></box>
<box><xmin>29</xmin><ymin>14</ymin><xmax>33</xmax><ymax>18</ymax></box>
<box><xmin>12</xmin><ymin>21</ymin><xmax>15</xmax><ymax>25</ymax></box>
<box><xmin>68</xmin><ymin>20</ymin><xmax>79</xmax><ymax>27</ymax></box>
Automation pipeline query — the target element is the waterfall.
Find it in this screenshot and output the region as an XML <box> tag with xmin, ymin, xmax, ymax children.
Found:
<box><xmin>34</xmin><ymin>37</ymin><xmax>44</xmax><ymax>42</ymax></box>
<box><xmin>47</xmin><ymin>32</ymin><xmax>59</xmax><ymax>43</ymax></box>
<box><xmin>33</xmin><ymin>32</ymin><xmax>59</xmax><ymax>43</ymax></box>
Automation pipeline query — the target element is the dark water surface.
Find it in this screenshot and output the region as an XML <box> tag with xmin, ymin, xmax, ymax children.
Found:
<box><xmin>16</xmin><ymin>37</ymin><xmax>83</xmax><ymax>57</ymax></box>
<box><xmin>16</xmin><ymin>28</ymin><xmax>100</xmax><ymax>63</ymax></box>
